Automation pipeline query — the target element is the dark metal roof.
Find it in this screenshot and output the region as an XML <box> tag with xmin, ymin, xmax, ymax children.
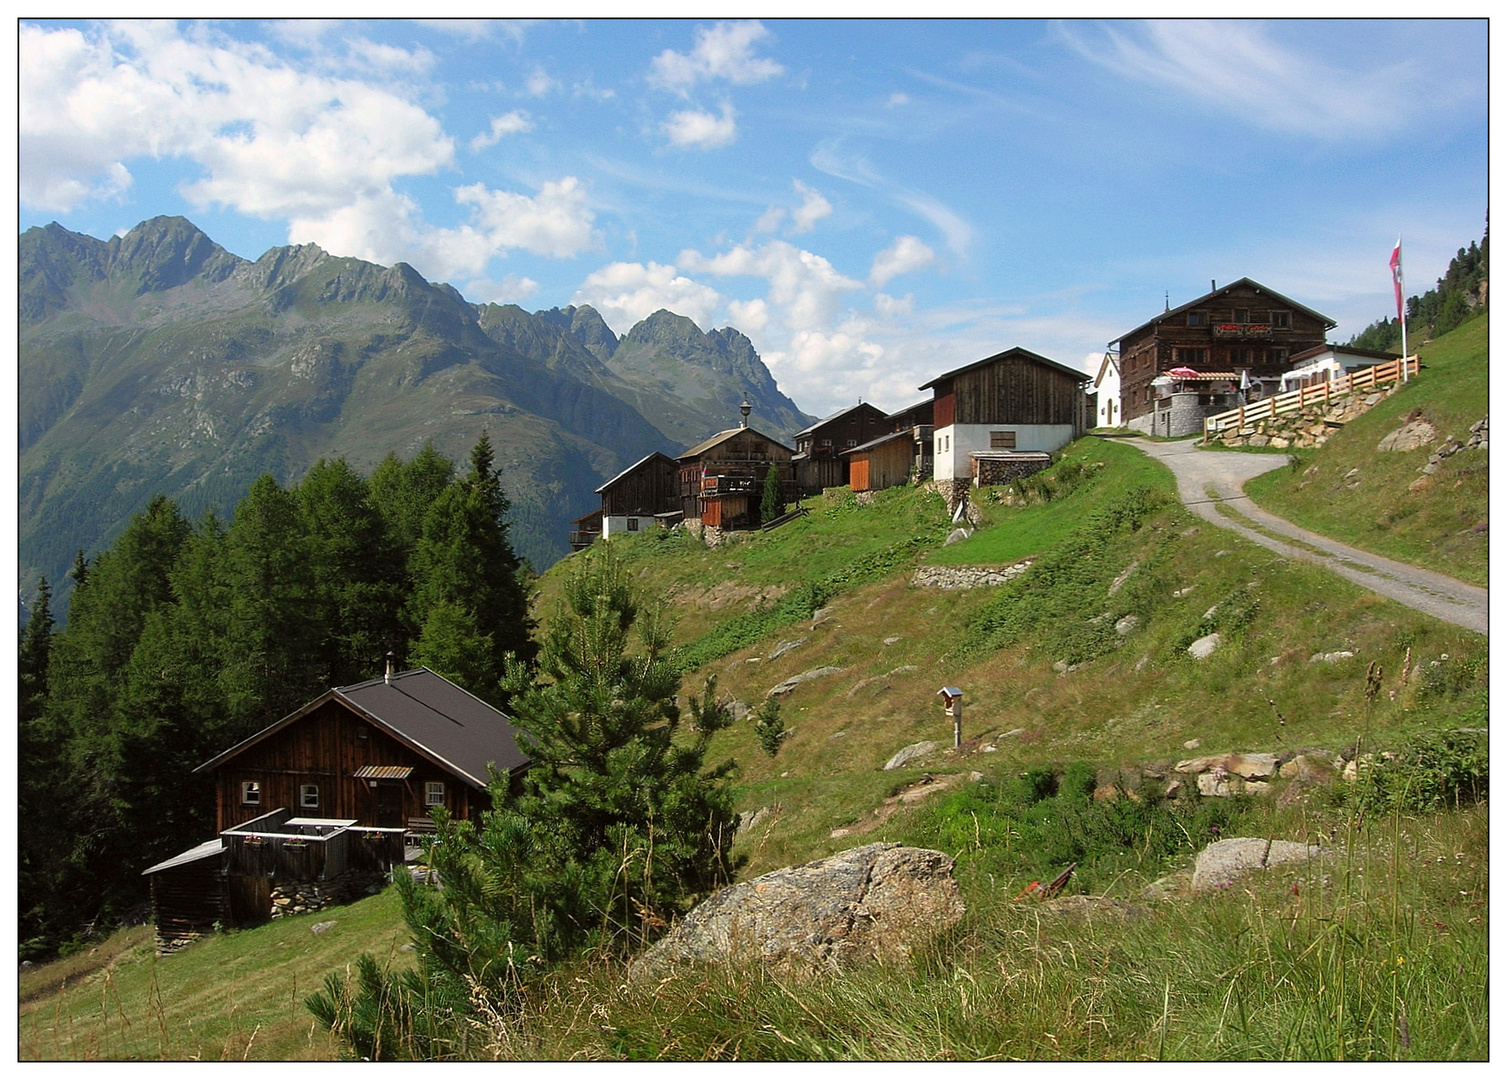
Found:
<box><xmin>918</xmin><ymin>346</ymin><xmax>1088</xmax><ymax>391</ymax></box>
<box><xmin>195</xmin><ymin>668</ymin><xmax>530</xmax><ymax>790</ymax></box>
<box><xmin>594</xmin><ymin>451</ymin><xmax>679</xmax><ymax>495</ymax></box>
<box><xmin>1111</xmin><ymin>277</ymin><xmax>1337</xmax><ymax>346</ymax></box>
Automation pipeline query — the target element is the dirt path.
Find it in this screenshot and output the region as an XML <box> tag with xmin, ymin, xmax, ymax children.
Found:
<box><xmin>1121</xmin><ymin>436</ymin><xmax>1488</xmax><ymax>636</ymax></box>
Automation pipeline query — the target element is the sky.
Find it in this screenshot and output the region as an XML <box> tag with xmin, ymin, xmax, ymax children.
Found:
<box><xmin>15</xmin><ymin>17</ymin><xmax>1491</xmax><ymax>418</ymax></box>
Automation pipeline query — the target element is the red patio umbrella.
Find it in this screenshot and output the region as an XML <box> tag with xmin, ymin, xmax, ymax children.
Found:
<box><xmin>1166</xmin><ymin>366</ymin><xmax>1201</xmax><ymax>378</ymax></box>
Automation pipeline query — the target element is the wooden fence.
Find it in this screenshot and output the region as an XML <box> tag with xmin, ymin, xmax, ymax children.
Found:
<box><xmin>1202</xmin><ymin>357</ymin><xmax>1418</xmax><ymax>442</ymax></box>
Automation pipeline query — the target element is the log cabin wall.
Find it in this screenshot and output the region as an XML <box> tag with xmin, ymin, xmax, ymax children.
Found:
<box><xmin>848</xmin><ymin>436</ymin><xmax>914</xmax><ymax>492</ymax></box>
<box><xmin>212</xmin><ymin>700</ymin><xmax>479</xmax><ymax>832</ymax></box>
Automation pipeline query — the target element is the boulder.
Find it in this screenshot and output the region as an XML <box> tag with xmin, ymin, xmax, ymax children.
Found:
<box><xmin>1192</xmin><ymin>837</ymin><xmax>1328</xmax><ymax>891</ymax></box>
<box><xmin>1175</xmin><ymin>752</ymin><xmax>1279</xmax><ymax>779</ymax></box>
<box><xmin>1377</xmin><ymin>419</ymin><xmax>1437</xmax><ymax>453</ymax></box>
<box><xmin>1187</xmin><ymin>633</ymin><xmax>1222</xmax><ymax>660</ymax></box>
<box><xmin>768</xmin><ymin>637</ymin><xmax>807</xmax><ymax>661</ymax></box>
<box><xmin>631</xmin><ymin>843</ymin><xmax>964</xmax><ymax>975</ymax></box>
<box><xmin>884</xmin><ymin>740</ymin><xmax>944</xmax><ymax>770</ymax></box>
<box><xmin>767</xmin><ymin>666</ymin><xmax>845</xmax><ymax>697</ymax></box>
<box><xmin>1115</xmin><ymin>614</ymin><xmax>1141</xmax><ymax>636</ymax></box>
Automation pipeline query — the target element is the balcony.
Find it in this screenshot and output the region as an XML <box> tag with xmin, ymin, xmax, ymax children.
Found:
<box><xmin>1212</xmin><ymin>323</ymin><xmax>1271</xmax><ymax>339</ymax></box>
<box><xmin>701</xmin><ymin>468</ymin><xmax>763</xmax><ymax>495</ymax></box>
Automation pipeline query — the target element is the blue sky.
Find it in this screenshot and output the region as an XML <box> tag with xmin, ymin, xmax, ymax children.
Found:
<box><xmin>17</xmin><ymin>17</ymin><xmax>1489</xmax><ymax>417</ymax></box>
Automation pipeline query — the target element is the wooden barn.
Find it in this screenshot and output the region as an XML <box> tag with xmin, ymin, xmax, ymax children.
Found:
<box><xmin>677</xmin><ymin>408</ymin><xmax>794</xmax><ymax>530</ymax></box>
<box><xmin>595</xmin><ymin>451</ymin><xmax>681</xmax><ymax>539</ymax></box>
<box><xmin>196</xmin><ymin>666</ymin><xmax>530</xmax><ymax>833</ymax></box>
<box><xmin>569</xmin><ymin>507</ymin><xmax>603</xmax><ymax>551</ymax></box>
<box><xmin>791</xmin><ymin>402</ymin><xmax>890</xmax><ymax>495</ymax></box>
<box><xmin>920</xmin><ymin>346</ymin><xmax>1090</xmax><ymax>489</ymax></box>
<box><xmin>1115</xmin><ymin>278</ymin><xmax>1334</xmax><ymax>432</ymax></box>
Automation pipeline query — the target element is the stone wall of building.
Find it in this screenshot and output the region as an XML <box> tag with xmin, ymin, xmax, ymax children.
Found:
<box><xmin>973</xmin><ymin>453</ymin><xmax>1052</xmax><ymax>486</ymax></box>
<box><xmin>268</xmin><ymin>868</ymin><xmax>386</xmax><ymax>919</ymax></box>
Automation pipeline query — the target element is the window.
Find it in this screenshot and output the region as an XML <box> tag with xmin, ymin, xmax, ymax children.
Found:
<box><xmin>426</xmin><ymin>782</ymin><xmax>445</xmax><ymax>807</ymax></box>
<box><xmin>819</xmin><ymin>438</ymin><xmax>832</xmax><ymax>448</ymax></box>
<box><xmin>241</xmin><ymin>781</ymin><xmax>260</xmax><ymax>805</ymax></box>
<box><xmin>300</xmin><ymin>784</ymin><xmax>319</xmax><ymax>809</ymax></box>
<box><xmin>1270</xmin><ymin>348</ymin><xmax>1287</xmax><ymax>365</ymax></box>
<box><xmin>627</xmin><ymin>517</ymin><xmax>640</xmax><ymax>532</ymax></box>
<box><xmin>1233</xmin><ymin>308</ymin><xmax>1250</xmax><ymax>324</ymax></box>
<box><xmin>845</xmin><ymin>439</ymin><xmax>858</xmax><ymax>448</ymax></box>
<box><xmin>943</xmin><ymin>434</ymin><xmax>950</xmax><ymax>452</ymax></box>
<box><xmin>1229</xmin><ymin>347</ymin><xmax>1251</xmax><ymax>365</ymax></box>
<box><xmin>1173</xmin><ymin>347</ymin><xmax>1208</xmax><ymax>366</ymax></box>
<box><xmin>1270</xmin><ymin>311</ymin><xmax>1291</xmax><ymax>329</ymax></box>
<box><xmin>1187</xmin><ymin>312</ymin><xmax>1205</xmax><ymax>327</ymax></box>
<box><xmin>989</xmin><ymin>430</ymin><xmax>1017</xmax><ymax>449</ymax></box>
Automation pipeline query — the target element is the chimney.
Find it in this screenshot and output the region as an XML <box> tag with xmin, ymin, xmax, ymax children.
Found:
<box><xmin>384</xmin><ymin>652</ymin><xmax>394</xmax><ymax>685</ymax></box>
<box><xmin>1211</xmin><ymin>279</ymin><xmax>1216</xmax><ymax>293</ymax></box>
<box><xmin>739</xmin><ymin>397</ymin><xmax>752</xmax><ymax>428</ymax></box>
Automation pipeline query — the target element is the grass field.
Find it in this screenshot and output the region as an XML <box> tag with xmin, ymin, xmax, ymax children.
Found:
<box><xmin>1246</xmin><ymin>315</ymin><xmax>1488</xmax><ymax>586</ymax></box>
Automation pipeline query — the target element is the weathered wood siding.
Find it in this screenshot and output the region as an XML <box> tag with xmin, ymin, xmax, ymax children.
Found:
<box><xmin>212</xmin><ymin>700</ymin><xmax>479</xmax><ymax>832</ymax></box>
<box><xmin>848</xmin><ymin>436</ymin><xmax>913</xmax><ymax>492</ymax></box>
<box><xmin>795</xmin><ymin>455</ymin><xmax>845</xmax><ymax>495</ymax></box>
<box><xmin>601</xmin><ymin>455</ymin><xmax>679</xmax><ymax>516</ymax></box>
<box><xmin>151</xmin><ymin>858</ymin><xmax>230</xmax><ymax>944</ymax></box>
<box><xmin>951</xmin><ymin>355</ymin><xmax>1084</xmax><ymax>428</ymax></box>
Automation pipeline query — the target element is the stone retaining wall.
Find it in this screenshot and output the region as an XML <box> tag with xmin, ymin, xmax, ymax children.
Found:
<box><xmin>269</xmin><ymin>868</ymin><xmax>385</xmax><ymax>919</ymax></box>
<box><xmin>912</xmin><ymin>561</ymin><xmax>1032</xmax><ymax>589</ymax></box>
<box><xmin>1214</xmin><ymin>387</ymin><xmax>1396</xmax><ymax>450</ymax></box>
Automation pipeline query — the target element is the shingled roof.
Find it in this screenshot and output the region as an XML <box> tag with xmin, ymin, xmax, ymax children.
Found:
<box><xmin>195</xmin><ymin>668</ymin><xmax>530</xmax><ymax>789</ymax></box>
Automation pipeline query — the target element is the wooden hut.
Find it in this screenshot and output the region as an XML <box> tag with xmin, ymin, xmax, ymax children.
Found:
<box><xmin>791</xmin><ymin>402</ymin><xmax>890</xmax><ymax>495</ymax></box>
<box><xmin>595</xmin><ymin>451</ymin><xmax>680</xmax><ymax>538</ymax></box>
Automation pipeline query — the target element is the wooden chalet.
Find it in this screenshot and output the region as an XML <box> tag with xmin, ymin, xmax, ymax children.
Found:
<box><xmin>791</xmin><ymin>402</ymin><xmax>890</xmax><ymax>495</ymax></box>
<box><xmin>1114</xmin><ymin>278</ymin><xmax>1335</xmax><ymax>431</ymax></box>
<box><xmin>144</xmin><ymin>668</ymin><xmax>530</xmax><ymax>947</ymax></box>
<box><xmin>196</xmin><ymin>666</ymin><xmax>530</xmax><ymax>833</ymax></box>
<box><xmin>919</xmin><ymin>347</ymin><xmax>1090</xmax><ymax>489</ymax></box>
<box><xmin>676</xmin><ymin>405</ymin><xmax>794</xmax><ymax>530</ymax></box>
<box><xmin>841</xmin><ymin>399</ymin><xmax>936</xmax><ymax>493</ymax></box>
<box><xmin>595</xmin><ymin>451</ymin><xmax>681</xmax><ymax>539</ymax></box>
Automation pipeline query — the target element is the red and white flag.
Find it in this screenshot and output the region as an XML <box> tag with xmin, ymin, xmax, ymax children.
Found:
<box><xmin>1389</xmin><ymin>239</ymin><xmax>1404</xmax><ymax>323</ymax></box>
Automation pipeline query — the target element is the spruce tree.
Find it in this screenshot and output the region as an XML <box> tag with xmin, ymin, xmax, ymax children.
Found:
<box><xmin>760</xmin><ymin>462</ymin><xmax>784</xmax><ymax>524</ymax></box>
<box><xmin>19</xmin><ymin>577</ymin><xmax>53</xmax><ymax>727</ymax></box>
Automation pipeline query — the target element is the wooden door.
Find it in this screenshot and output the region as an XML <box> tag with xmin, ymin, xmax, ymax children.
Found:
<box><xmin>376</xmin><ymin>783</ymin><xmax>404</xmax><ymax>828</ymax></box>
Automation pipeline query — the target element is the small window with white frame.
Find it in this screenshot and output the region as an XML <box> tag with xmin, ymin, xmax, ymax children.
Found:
<box><xmin>300</xmin><ymin>784</ymin><xmax>319</xmax><ymax>809</ymax></box>
<box><xmin>241</xmin><ymin>780</ymin><xmax>260</xmax><ymax>805</ymax></box>
<box><xmin>425</xmin><ymin>782</ymin><xmax>445</xmax><ymax>807</ymax></box>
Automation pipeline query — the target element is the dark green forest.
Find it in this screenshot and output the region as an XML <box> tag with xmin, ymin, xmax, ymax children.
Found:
<box><xmin>1349</xmin><ymin>225</ymin><xmax>1488</xmax><ymax>351</ymax></box>
<box><xmin>18</xmin><ymin>434</ymin><xmax>536</xmax><ymax>959</ymax></box>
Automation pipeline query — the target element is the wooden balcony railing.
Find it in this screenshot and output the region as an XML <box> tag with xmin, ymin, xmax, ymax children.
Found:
<box><xmin>1202</xmin><ymin>356</ymin><xmax>1418</xmax><ymax>441</ymax></box>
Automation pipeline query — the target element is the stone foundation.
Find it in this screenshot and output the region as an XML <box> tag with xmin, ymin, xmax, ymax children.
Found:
<box><xmin>269</xmin><ymin>868</ymin><xmax>386</xmax><ymax>919</ymax></box>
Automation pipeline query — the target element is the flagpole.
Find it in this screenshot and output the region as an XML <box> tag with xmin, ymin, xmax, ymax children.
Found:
<box><xmin>1399</xmin><ymin>238</ymin><xmax>1408</xmax><ymax>382</ymax></box>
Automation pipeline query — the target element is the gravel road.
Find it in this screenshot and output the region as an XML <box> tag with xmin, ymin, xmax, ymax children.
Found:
<box><xmin>1120</xmin><ymin>436</ymin><xmax>1487</xmax><ymax>636</ymax></box>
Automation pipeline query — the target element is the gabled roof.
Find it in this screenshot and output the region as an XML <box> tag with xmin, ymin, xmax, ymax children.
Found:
<box><xmin>918</xmin><ymin>346</ymin><xmax>1087</xmax><ymax>391</ymax></box>
<box><xmin>886</xmin><ymin>398</ymin><xmax>933</xmax><ymax>422</ymax></box>
<box><xmin>195</xmin><ymin>668</ymin><xmax>530</xmax><ymax>790</ymax></box>
<box><xmin>595</xmin><ymin>451</ymin><xmax>679</xmax><ymax>495</ymax></box>
<box><xmin>792</xmin><ymin>402</ymin><xmax>887</xmax><ymax>440</ymax></box>
<box><xmin>1094</xmin><ymin>351</ymin><xmax>1120</xmax><ymax>388</ymax></box>
<box><xmin>1113</xmin><ymin>278</ymin><xmax>1337</xmax><ymax>346</ymax></box>
<box><xmin>678</xmin><ymin>426</ymin><xmax>793</xmax><ymax>461</ymax></box>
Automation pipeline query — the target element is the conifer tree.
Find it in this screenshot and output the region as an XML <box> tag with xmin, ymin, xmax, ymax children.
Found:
<box><xmin>19</xmin><ymin>577</ymin><xmax>53</xmax><ymax>727</ymax></box>
<box><xmin>760</xmin><ymin>462</ymin><xmax>784</xmax><ymax>524</ymax></box>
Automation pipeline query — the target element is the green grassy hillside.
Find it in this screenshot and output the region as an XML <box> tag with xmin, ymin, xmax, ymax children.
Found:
<box><xmin>1246</xmin><ymin>316</ymin><xmax>1488</xmax><ymax>585</ymax></box>
<box><xmin>22</xmin><ymin>413</ymin><xmax>1488</xmax><ymax>1060</ymax></box>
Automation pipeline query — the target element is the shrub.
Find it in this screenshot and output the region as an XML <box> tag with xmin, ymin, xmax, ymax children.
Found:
<box><xmin>1349</xmin><ymin>729</ymin><xmax>1488</xmax><ymax>816</ymax></box>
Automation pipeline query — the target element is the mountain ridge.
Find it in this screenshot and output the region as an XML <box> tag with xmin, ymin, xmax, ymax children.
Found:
<box><xmin>19</xmin><ymin>216</ymin><xmax>817</xmax><ymax>605</ymax></box>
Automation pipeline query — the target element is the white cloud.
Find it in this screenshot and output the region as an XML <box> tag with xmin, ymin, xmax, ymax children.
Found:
<box><xmin>789</xmin><ymin>180</ymin><xmax>832</xmax><ymax>234</ymax></box>
<box><xmin>886</xmin><ymin>92</ymin><xmax>909</xmax><ymax>107</ymax></box>
<box><xmin>662</xmin><ymin>102</ymin><xmax>737</xmax><ymax>149</ymax></box>
<box><xmin>573</xmin><ymin>261</ymin><xmax>724</xmax><ymax>334</ymax></box>
<box><xmin>897</xmin><ymin>193</ymin><xmax>973</xmax><ymax>259</ymax></box>
<box><xmin>470</xmin><ymin>110</ymin><xmax>534</xmax><ymax>151</ymax></box>
<box><xmin>648</xmin><ymin>20</ymin><xmax>784</xmax><ymax>94</ymax></box>
<box><xmin>727</xmin><ymin>297</ymin><xmax>770</xmax><ymax>333</ymax></box>
<box><xmin>869</xmin><ymin>235</ymin><xmax>935</xmax><ymax>288</ymax></box>
<box><xmin>680</xmin><ymin>239</ymin><xmax>863</xmax><ymax>332</ymax></box>
<box><xmin>463</xmin><ymin>274</ymin><xmax>540</xmax><ymax>305</ymax></box>
<box><xmin>524</xmin><ymin>67</ymin><xmax>559</xmax><ymax>97</ymax></box>
<box><xmin>810</xmin><ymin>141</ymin><xmax>974</xmax><ymax>259</ymax></box>
<box><xmin>874</xmin><ymin>292</ymin><xmax>914</xmax><ymax>318</ymax></box>
<box><xmin>1058</xmin><ymin>20</ymin><xmax>1463</xmax><ymax>141</ymax></box>
<box><xmin>753</xmin><ymin>206</ymin><xmax>785</xmax><ymax>234</ymax></box>
<box><xmin>345</xmin><ymin>37</ymin><xmax>434</xmax><ymax>75</ymax></box>
<box><xmin>453</xmin><ymin>177</ymin><xmax>596</xmax><ymax>259</ymax></box>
